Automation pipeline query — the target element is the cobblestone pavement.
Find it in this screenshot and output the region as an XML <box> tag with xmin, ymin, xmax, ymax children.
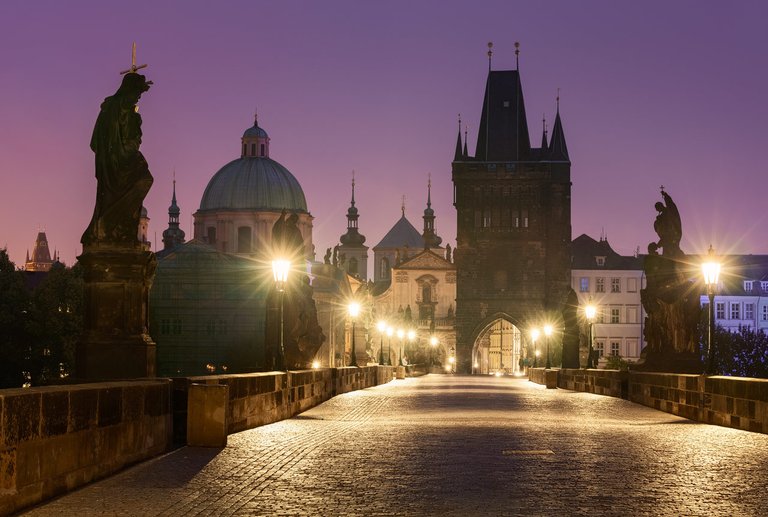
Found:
<box><xmin>23</xmin><ymin>375</ymin><xmax>768</xmax><ymax>516</ymax></box>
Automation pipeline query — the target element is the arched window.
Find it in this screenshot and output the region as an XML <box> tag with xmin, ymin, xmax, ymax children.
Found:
<box><xmin>260</xmin><ymin>144</ymin><xmax>265</xmax><ymax>156</ymax></box>
<box><xmin>381</xmin><ymin>257</ymin><xmax>390</xmax><ymax>280</ymax></box>
<box><xmin>348</xmin><ymin>257</ymin><xmax>358</xmax><ymax>275</ymax></box>
<box><xmin>251</xmin><ymin>143</ymin><xmax>256</xmax><ymax>156</ymax></box>
<box><xmin>206</xmin><ymin>227</ymin><xmax>216</xmax><ymax>245</ymax></box>
<box><xmin>237</xmin><ymin>226</ymin><xmax>251</xmax><ymax>253</ymax></box>
<box><xmin>422</xmin><ymin>285</ymin><xmax>431</xmax><ymax>303</ymax></box>
<box><xmin>242</xmin><ymin>143</ymin><xmax>246</xmax><ymax>156</ymax></box>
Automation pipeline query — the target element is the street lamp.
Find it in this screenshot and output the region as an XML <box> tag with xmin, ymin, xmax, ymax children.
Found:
<box><xmin>584</xmin><ymin>304</ymin><xmax>597</xmax><ymax>369</ymax></box>
<box><xmin>430</xmin><ymin>335</ymin><xmax>438</xmax><ymax>368</ymax></box>
<box><xmin>702</xmin><ymin>245</ymin><xmax>721</xmax><ymax>375</ymax></box>
<box><xmin>377</xmin><ymin>320</ymin><xmax>387</xmax><ymax>365</ymax></box>
<box><xmin>531</xmin><ymin>328</ymin><xmax>540</xmax><ymax>368</ymax></box>
<box><xmin>348</xmin><ymin>302</ymin><xmax>360</xmax><ymax>367</ymax></box>
<box><xmin>386</xmin><ymin>326</ymin><xmax>394</xmax><ymax>366</ymax></box>
<box><xmin>407</xmin><ymin>329</ymin><xmax>416</xmax><ymax>366</ymax></box>
<box><xmin>396</xmin><ymin>328</ymin><xmax>405</xmax><ymax>366</ymax></box>
<box><xmin>449</xmin><ymin>346</ymin><xmax>456</xmax><ymax>373</ymax></box>
<box><xmin>544</xmin><ymin>324</ymin><xmax>553</xmax><ymax>369</ymax></box>
<box><xmin>272</xmin><ymin>258</ymin><xmax>290</xmax><ymax>371</ymax></box>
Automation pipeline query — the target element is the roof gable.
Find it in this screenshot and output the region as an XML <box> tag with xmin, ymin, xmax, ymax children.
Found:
<box><xmin>396</xmin><ymin>249</ymin><xmax>455</xmax><ymax>271</ymax></box>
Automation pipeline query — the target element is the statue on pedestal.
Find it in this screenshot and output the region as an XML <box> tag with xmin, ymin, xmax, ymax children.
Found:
<box><xmin>76</xmin><ymin>45</ymin><xmax>157</xmax><ymax>380</ymax></box>
<box><xmin>637</xmin><ymin>189</ymin><xmax>701</xmax><ymax>372</ymax></box>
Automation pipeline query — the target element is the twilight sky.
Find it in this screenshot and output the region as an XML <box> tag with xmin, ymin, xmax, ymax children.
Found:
<box><xmin>1</xmin><ymin>0</ymin><xmax>766</xmax><ymax>268</ymax></box>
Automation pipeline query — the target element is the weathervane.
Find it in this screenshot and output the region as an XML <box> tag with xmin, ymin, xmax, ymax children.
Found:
<box><xmin>120</xmin><ymin>42</ymin><xmax>148</xmax><ymax>75</ymax></box>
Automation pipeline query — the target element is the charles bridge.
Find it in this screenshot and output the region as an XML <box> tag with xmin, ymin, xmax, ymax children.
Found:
<box><xmin>2</xmin><ymin>366</ymin><xmax>768</xmax><ymax>515</ymax></box>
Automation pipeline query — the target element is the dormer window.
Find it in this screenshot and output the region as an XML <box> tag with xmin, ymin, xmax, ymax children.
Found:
<box><xmin>744</xmin><ymin>280</ymin><xmax>754</xmax><ymax>291</ymax></box>
<box><xmin>596</xmin><ymin>256</ymin><xmax>606</xmax><ymax>267</ymax></box>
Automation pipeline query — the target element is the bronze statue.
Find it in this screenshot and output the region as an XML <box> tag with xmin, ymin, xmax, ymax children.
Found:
<box><xmin>637</xmin><ymin>190</ymin><xmax>701</xmax><ymax>372</ymax></box>
<box><xmin>82</xmin><ymin>72</ymin><xmax>153</xmax><ymax>247</ymax></box>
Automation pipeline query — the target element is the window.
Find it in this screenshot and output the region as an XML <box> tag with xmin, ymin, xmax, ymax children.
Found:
<box><xmin>730</xmin><ymin>302</ymin><xmax>741</xmax><ymax>320</ymax></box>
<box><xmin>579</xmin><ymin>277</ymin><xmax>589</xmax><ymax>293</ymax></box>
<box><xmin>260</xmin><ymin>144</ymin><xmax>265</xmax><ymax>156</ymax></box>
<box><xmin>595</xmin><ymin>341</ymin><xmax>605</xmax><ymax>357</ymax></box>
<box><xmin>763</xmin><ymin>305</ymin><xmax>768</xmax><ymax>321</ymax></box>
<box><xmin>206</xmin><ymin>227</ymin><xmax>216</xmax><ymax>245</ymax></box>
<box><xmin>596</xmin><ymin>278</ymin><xmax>605</xmax><ymax>293</ymax></box>
<box><xmin>627</xmin><ymin>306</ymin><xmax>638</xmax><ymax>324</ymax></box>
<box><xmin>522</xmin><ymin>209</ymin><xmax>529</xmax><ymax>228</ymax></box>
<box><xmin>611</xmin><ymin>278</ymin><xmax>621</xmax><ymax>293</ymax></box>
<box><xmin>746</xmin><ymin>303</ymin><xmax>755</xmax><ymax>320</ymax></box>
<box><xmin>237</xmin><ymin>226</ymin><xmax>252</xmax><ymax>253</ymax></box>
<box><xmin>627</xmin><ymin>277</ymin><xmax>638</xmax><ymax>292</ymax></box>
<box><xmin>483</xmin><ymin>209</ymin><xmax>491</xmax><ymax>228</ymax></box>
<box><xmin>381</xmin><ymin>257</ymin><xmax>390</xmax><ymax>280</ymax></box>
<box><xmin>610</xmin><ymin>308</ymin><xmax>620</xmax><ymax>324</ymax></box>
<box><xmin>348</xmin><ymin>257</ymin><xmax>358</xmax><ymax>275</ymax></box>
<box><xmin>597</xmin><ymin>307</ymin><xmax>605</xmax><ymax>324</ymax></box>
<box><xmin>626</xmin><ymin>339</ymin><xmax>638</xmax><ymax>357</ymax></box>
<box><xmin>762</xmin><ymin>281</ymin><xmax>768</xmax><ymax>292</ymax></box>
<box><xmin>716</xmin><ymin>302</ymin><xmax>725</xmax><ymax>320</ymax></box>
<box><xmin>251</xmin><ymin>143</ymin><xmax>256</xmax><ymax>155</ymax></box>
<box><xmin>744</xmin><ymin>281</ymin><xmax>754</xmax><ymax>292</ymax></box>
<box><xmin>596</xmin><ymin>256</ymin><xmax>606</xmax><ymax>266</ymax></box>
<box><xmin>610</xmin><ymin>341</ymin><xmax>621</xmax><ymax>357</ymax></box>
<box><xmin>242</xmin><ymin>143</ymin><xmax>246</xmax><ymax>156</ymax></box>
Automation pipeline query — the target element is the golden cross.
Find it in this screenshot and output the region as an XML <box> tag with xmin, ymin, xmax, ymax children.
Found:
<box><xmin>120</xmin><ymin>42</ymin><xmax>148</xmax><ymax>75</ymax></box>
<box><xmin>660</xmin><ymin>184</ymin><xmax>665</xmax><ymax>192</ymax></box>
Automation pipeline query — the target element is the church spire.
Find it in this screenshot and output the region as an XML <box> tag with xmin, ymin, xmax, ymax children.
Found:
<box><xmin>422</xmin><ymin>175</ymin><xmax>442</xmax><ymax>250</ymax></box>
<box><xmin>540</xmin><ymin>115</ymin><xmax>548</xmax><ymax>151</ymax></box>
<box><xmin>339</xmin><ymin>170</ymin><xmax>366</xmax><ymax>247</ymax></box>
<box><xmin>549</xmin><ymin>91</ymin><xmax>569</xmax><ymax>161</ymax></box>
<box><xmin>162</xmin><ymin>173</ymin><xmax>185</xmax><ymax>252</ymax></box>
<box><xmin>454</xmin><ymin>114</ymin><xmax>463</xmax><ymax>161</ymax></box>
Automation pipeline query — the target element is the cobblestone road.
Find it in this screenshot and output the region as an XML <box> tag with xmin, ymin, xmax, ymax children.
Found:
<box><xmin>23</xmin><ymin>375</ymin><xmax>768</xmax><ymax>516</ymax></box>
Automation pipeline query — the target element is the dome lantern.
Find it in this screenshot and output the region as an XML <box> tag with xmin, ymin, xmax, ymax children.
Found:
<box><xmin>241</xmin><ymin>112</ymin><xmax>270</xmax><ymax>158</ymax></box>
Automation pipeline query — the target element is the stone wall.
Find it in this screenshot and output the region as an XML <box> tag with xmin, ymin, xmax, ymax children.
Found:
<box><xmin>0</xmin><ymin>380</ymin><xmax>172</xmax><ymax>516</ymax></box>
<box><xmin>530</xmin><ymin>368</ymin><xmax>768</xmax><ymax>434</ymax></box>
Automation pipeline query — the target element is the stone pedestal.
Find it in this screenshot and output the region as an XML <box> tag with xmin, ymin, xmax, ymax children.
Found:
<box><xmin>76</xmin><ymin>247</ymin><xmax>157</xmax><ymax>379</ymax></box>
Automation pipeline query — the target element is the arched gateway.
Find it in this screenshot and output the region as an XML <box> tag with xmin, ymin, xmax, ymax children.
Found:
<box><xmin>471</xmin><ymin>317</ymin><xmax>525</xmax><ymax>375</ymax></box>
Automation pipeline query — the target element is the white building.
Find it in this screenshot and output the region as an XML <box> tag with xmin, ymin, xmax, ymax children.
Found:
<box><xmin>701</xmin><ymin>255</ymin><xmax>768</xmax><ymax>334</ymax></box>
<box><xmin>571</xmin><ymin>234</ymin><xmax>645</xmax><ymax>363</ymax></box>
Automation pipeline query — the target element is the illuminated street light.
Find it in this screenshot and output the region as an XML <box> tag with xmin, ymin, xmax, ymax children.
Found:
<box><xmin>544</xmin><ymin>324</ymin><xmax>553</xmax><ymax>369</ymax></box>
<box><xmin>386</xmin><ymin>326</ymin><xmax>394</xmax><ymax>366</ymax></box>
<box><xmin>348</xmin><ymin>302</ymin><xmax>360</xmax><ymax>367</ymax></box>
<box><xmin>377</xmin><ymin>320</ymin><xmax>387</xmax><ymax>365</ymax></box>
<box><xmin>584</xmin><ymin>304</ymin><xmax>597</xmax><ymax>369</ymax></box>
<box><xmin>397</xmin><ymin>328</ymin><xmax>405</xmax><ymax>366</ymax></box>
<box><xmin>429</xmin><ymin>335</ymin><xmax>438</xmax><ymax>368</ymax></box>
<box><xmin>271</xmin><ymin>258</ymin><xmax>290</xmax><ymax>371</ymax></box>
<box><xmin>531</xmin><ymin>328</ymin><xmax>540</xmax><ymax>368</ymax></box>
<box><xmin>702</xmin><ymin>245</ymin><xmax>721</xmax><ymax>375</ymax></box>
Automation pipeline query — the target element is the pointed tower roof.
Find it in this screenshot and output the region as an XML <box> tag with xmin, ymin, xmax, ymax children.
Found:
<box><xmin>25</xmin><ymin>231</ymin><xmax>53</xmax><ymax>272</ymax></box>
<box><xmin>549</xmin><ymin>109</ymin><xmax>569</xmax><ymax>161</ymax></box>
<box><xmin>422</xmin><ymin>176</ymin><xmax>443</xmax><ymax>249</ymax></box>
<box><xmin>339</xmin><ymin>172</ymin><xmax>366</xmax><ymax>247</ymax></box>
<box><xmin>453</xmin><ymin>115</ymin><xmax>463</xmax><ymax>161</ymax></box>
<box><xmin>161</xmin><ymin>177</ymin><xmax>186</xmax><ymax>254</ymax></box>
<box><xmin>373</xmin><ymin>214</ymin><xmax>423</xmax><ymax>250</ymax></box>
<box><xmin>474</xmin><ymin>70</ymin><xmax>531</xmax><ymax>161</ymax></box>
<box><xmin>463</xmin><ymin>125</ymin><xmax>468</xmax><ymax>157</ymax></box>
<box><xmin>540</xmin><ymin>115</ymin><xmax>548</xmax><ymax>151</ymax></box>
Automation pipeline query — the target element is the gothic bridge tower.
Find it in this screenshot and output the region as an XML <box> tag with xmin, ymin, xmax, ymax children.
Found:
<box><xmin>452</xmin><ymin>50</ymin><xmax>572</xmax><ymax>374</ymax></box>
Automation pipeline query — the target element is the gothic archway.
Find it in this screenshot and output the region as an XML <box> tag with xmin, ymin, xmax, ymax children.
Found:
<box><xmin>471</xmin><ymin>316</ymin><xmax>524</xmax><ymax>375</ymax></box>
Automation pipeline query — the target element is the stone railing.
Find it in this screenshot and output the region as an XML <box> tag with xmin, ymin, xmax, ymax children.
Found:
<box><xmin>0</xmin><ymin>380</ymin><xmax>173</xmax><ymax>516</ymax></box>
<box><xmin>529</xmin><ymin>368</ymin><xmax>768</xmax><ymax>434</ymax></box>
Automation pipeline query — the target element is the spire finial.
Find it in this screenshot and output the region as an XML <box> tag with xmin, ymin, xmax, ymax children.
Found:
<box><xmin>254</xmin><ymin>107</ymin><xmax>258</xmax><ymax>127</ymax></box>
<box><xmin>463</xmin><ymin>124</ymin><xmax>468</xmax><ymax>156</ymax></box>
<box><xmin>401</xmin><ymin>195</ymin><xmax>406</xmax><ymax>217</ymax></box>
<box><xmin>556</xmin><ymin>88</ymin><xmax>560</xmax><ymax>112</ymax></box>
<box><xmin>351</xmin><ymin>170</ymin><xmax>356</xmax><ymax>206</ymax></box>
<box><xmin>487</xmin><ymin>41</ymin><xmax>493</xmax><ymax>71</ymax></box>
<box><xmin>427</xmin><ymin>174</ymin><xmax>432</xmax><ymax>209</ymax></box>
<box><xmin>458</xmin><ymin>113</ymin><xmax>461</xmax><ymax>133</ymax></box>
<box><xmin>514</xmin><ymin>41</ymin><xmax>520</xmax><ymax>70</ymax></box>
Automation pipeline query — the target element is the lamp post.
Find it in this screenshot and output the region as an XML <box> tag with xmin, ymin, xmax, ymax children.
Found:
<box><xmin>396</xmin><ymin>328</ymin><xmax>405</xmax><ymax>366</ymax></box>
<box><xmin>449</xmin><ymin>346</ymin><xmax>456</xmax><ymax>373</ymax></box>
<box><xmin>271</xmin><ymin>258</ymin><xmax>290</xmax><ymax>371</ymax></box>
<box><xmin>702</xmin><ymin>245</ymin><xmax>721</xmax><ymax>375</ymax></box>
<box><xmin>407</xmin><ymin>329</ymin><xmax>416</xmax><ymax>366</ymax></box>
<box><xmin>531</xmin><ymin>328</ymin><xmax>540</xmax><ymax>368</ymax></box>
<box><xmin>429</xmin><ymin>335</ymin><xmax>438</xmax><ymax>368</ymax></box>
<box><xmin>585</xmin><ymin>304</ymin><xmax>597</xmax><ymax>369</ymax></box>
<box><xmin>348</xmin><ymin>302</ymin><xmax>360</xmax><ymax>367</ymax></box>
<box><xmin>544</xmin><ymin>324</ymin><xmax>553</xmax><ymax>369</ymax></box>
<box><xmin>386</xmin><ymin>326</ymin><xmax>393</xmax><ymax>366</ymax></box>
<box><xmin>377</xmin><ymin>320</ymin><xmax>387</xmax><ymax>365</ymax></box>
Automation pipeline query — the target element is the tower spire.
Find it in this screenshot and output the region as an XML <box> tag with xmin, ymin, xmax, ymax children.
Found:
<box><xmin>351</xmin><ymin>170</ymin><xmax>356</xmax><ymax>206</ymax></box>
<box><xmin>487</xmin><ymin>41</ymin><xmax>493</xmax><ymax>71</ymax></box>
<box><xmin>454</xmin><ymin>113</ymin><xmax>463</xmax><ymax>161</ymax></box>
<box><xmin>401</xmin><ymin>195</ymin><xmax>406</xmax><ymax>217</ymax></box>
<box><xmin>514</xmin><ymin>41</ymin><xmax>520</xmax><ymax>70</ymax></box>
<box><xmin>427</xmin><ymin>173</ymin><xmax>432</xmax><ymax>209</ymax></box>
<box><xmin>463</xmin><ymin>124</ymin><xmax>468</xmax><ymax>157</ymax></box>
<box><xmin>254</xmin><ymin>107</ymin><xmax>258</xmax><ymax>127</ymax></box>
<box><xmin>549</xmin><ymin>90</ymin><xmax>569</xmax><ymax>161</ymax></box>
<box><xmin>541</xmin><ymin>114</ymin><xmax>548</xmax><ymax>150</ymax></box>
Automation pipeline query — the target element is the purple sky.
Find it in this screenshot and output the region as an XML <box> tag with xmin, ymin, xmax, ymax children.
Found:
<box><xmin>1</xmin><ymin>1</ymin><xmax>767</xmax><ymax>269</ymax></box>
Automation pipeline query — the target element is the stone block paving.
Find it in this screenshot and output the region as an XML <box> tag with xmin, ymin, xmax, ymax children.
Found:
<box><xmin>22</xmin><ymin>375</ymin><xmax>768</xmax><ymax>516</ymax></box>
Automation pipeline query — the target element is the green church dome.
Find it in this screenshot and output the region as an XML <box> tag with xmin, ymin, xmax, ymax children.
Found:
<box><xmin>199</xmin><ymin>157</ymin><xmax>308</xmax><ymax>212</ymax></box>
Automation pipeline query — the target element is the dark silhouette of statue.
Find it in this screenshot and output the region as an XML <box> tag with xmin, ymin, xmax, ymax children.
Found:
<box><xmin>323</xmin><ymin>248</ymin><xmax>332</xmax><ymax>264</ymax></box>
<box><xmin>82</xmin><ymin>73</ymin><xmax>153</xmax><ymax>247</ymax></box>
<box><xmin>265</xmin><ymin>212</ymin><xmax>325</xmax><ymax>369</ymax></box>
<box><xmin>445</xmin><ymin>243</ymin><xmax>452</xmax><ymax>263</ymax></box>
<box><xmin>637</xmin><ymin>189</ymin><xmax>701</xmax><ymax>372</ymax></box>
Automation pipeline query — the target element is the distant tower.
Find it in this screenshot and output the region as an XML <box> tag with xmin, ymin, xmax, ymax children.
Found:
<box><xmin>422</xmin><ymin>176</ymin><xmax>443</xmax><ymax>249</ymax></box>
<box><xmin>162</xmin><ymin>177</ymin><xmax>186</xmax><ymax>252</ymax></box>
<box><xmin>338</xmin><ymin>172</ymin><xmax>368</xmax><ymax>279</ymax></box>
<box><xmin>138</xmin><ymin>206</ymin><xmax>151</xmax><ymax>250</ymax></box>
<box><xmin>452</xmin><ymin>47</ymin><xmax>572</xmax><ymax>373</ymax></box>
<box><xmin>25</xmin><ymin>230</ymin><xmax>55</xmax><ymax>272</ymax></box>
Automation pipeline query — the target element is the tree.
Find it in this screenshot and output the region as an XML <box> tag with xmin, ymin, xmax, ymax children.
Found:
<box><xmin>711</xmin><ymin>326</ymin><xmax>768</xmax><ymax>379</ymax></box>
<box><xmin>0</xmin><ymin>249</ymin><xmax>30</xmax><ymax>388</ymax></box>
